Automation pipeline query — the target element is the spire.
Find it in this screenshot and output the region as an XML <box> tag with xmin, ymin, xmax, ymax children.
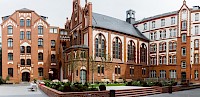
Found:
<box><xmin>183</xmin><ymin>0</ymin><xmax>186</xmax><ymax>4</ymax></box>
<box><xmin>85</xmin><ymin>0</ymin><xmax>87</xmax><ymax>4</ymax></box>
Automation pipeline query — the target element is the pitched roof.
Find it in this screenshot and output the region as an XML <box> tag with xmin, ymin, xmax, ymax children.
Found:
<box><xmin>16</xmin><ymin>8</ymin><xmax>34</xmax><ymax>12</ymax></box>
<box><xmin>134</xmin><ymin>11</ymin><xmax>178</xmax><ymax>24</ymax></box>
<box><xmin>92</xmin><ymin>12</ymin><xmax>149</xmax><ymax>40</ymax></box>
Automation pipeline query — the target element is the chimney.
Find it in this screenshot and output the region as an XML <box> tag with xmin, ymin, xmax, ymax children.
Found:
<box><xmin>126</xmin><ymin>9</ymin><xmax>135</xmax><ymax>24</ymax></box>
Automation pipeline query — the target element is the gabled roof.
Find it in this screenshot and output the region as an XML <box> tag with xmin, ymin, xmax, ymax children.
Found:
<box><xmin>92</xmin><ymin>12</ymin><xmax>148</xmax><ymax>40</ymax></box>
<box><xmin>16</xmin><ymin>8</ymin><xmax>34</xmax><ymax>12</ymax></box>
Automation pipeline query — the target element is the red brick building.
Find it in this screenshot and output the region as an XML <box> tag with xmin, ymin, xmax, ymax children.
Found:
<box><xmin>63</xmin><ymin>0</ymin><xmax>149</xmax><ymax>83</ymax></box>
<box><xmin>1</xmin><ymin>8</ymin><xmax>61</xmax><ymax>83</ymax></box>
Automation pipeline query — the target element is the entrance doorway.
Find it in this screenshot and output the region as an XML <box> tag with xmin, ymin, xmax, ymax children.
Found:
<box><xmin>80</xmin><ymin>70</ymin><xmax>87</xmax><ymax>84</ymax></box>
<box><xmin>181</xmin><ymin>72</ymin><xmax>186</xmax><ymax>82</ymax></box>
<box><xmin>22</xmin><ymin>72</ymin><xmax>30</xmax><ymax>82</ymax></box>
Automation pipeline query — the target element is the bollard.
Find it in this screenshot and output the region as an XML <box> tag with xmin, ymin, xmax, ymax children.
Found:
<box><xmin>110</xmin><ymin>90</ymin><xmax>115</xmax><ymax>97</ymax></box>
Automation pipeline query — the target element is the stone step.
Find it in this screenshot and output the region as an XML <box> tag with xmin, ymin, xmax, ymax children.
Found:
<box><xmin>115</xmin><ymin>87</ymin><xmax>161</xmax><ymax>97</ymax></box>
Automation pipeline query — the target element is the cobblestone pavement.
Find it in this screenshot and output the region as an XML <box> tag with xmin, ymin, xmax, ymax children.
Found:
<box><xmin>145</xmin><ymin>88</ymin><xmax>200</xmax><ymax>97</ymax></box>
<box><xmin>0</xmin><ymin>83</ymin><xmax>48</xmax><ymax>97</ymax></box>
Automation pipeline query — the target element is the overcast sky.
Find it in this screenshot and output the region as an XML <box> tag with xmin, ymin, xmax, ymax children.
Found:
<box><xmin>0</xmin><ymin>0</ymin><xmax>200</xmax><ymax>28</ymax></box>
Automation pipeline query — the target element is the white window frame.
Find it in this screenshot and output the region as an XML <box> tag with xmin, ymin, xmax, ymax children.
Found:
<box><xmin>194</xmin><ymin>54</ymin><xmax>199</xmax><ymax>64</ymax></box>
<box><xmin>195</xmin><ymin>70</ymin><xmax>199</xmax><ymax>80</ymax></box>
<box><xmin>195</xmin><ymin>25</ymin><xmax>199</xmax><ymax>35</ymax></box>
<box><xmin>169</xmin><ymin>56</ymin><xmax>172</xmax><ymax>64</ymax></box>
<box><xmin>152</xmin><ymin>21</ymin><xmax>155</xmax><ymax>28</ymax></box>
<box><xmin>160</xmin><ymin>70</ymin><xmax>166</xmax><ymax>78</ymax></box>
<box><xmin>144</xmin><ymin>23</ymin><xmax>147</xmax><ymax>30</ymax></box>
<box><xmin>195</xmin><ymin>13</ymin><xmax>199</xmax><ymax>21</ymax></box>
<box><xmin>169</xmin><ymin>70</ymin><xmax>176</xmax><ymax>78</ymax></box>
<box><xmin>182</xmin><ymin>34</ymin><xmax>187</xmax><ymax>42</ymax></box>
<box><xmin>181</xmin><ymin>61</ymin><xmax>186</xmax><ymax>68</ymax></box>
<box><xmin>182</xmin><ymin>47</ymin><xmax>186</xmax><ymax>56</ymax></box>
<box><xmin>161</xmin><ymin>19</ymin><xmax>165</xmax><ymax>27</ymax></box>
<box><xmin>195</xmin><ymin>39</ymin><xmax>199</xmax><ymax>48</ymax></box>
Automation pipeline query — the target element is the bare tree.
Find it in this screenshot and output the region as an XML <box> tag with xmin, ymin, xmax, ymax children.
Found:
<box><xmin>89</xmin><ymin>56</ymin><xmax>98</xmax><ymax>84</ymax></box>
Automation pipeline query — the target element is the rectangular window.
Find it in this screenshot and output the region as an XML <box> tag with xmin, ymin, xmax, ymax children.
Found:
<box><xmin>160</xmin><ymin>70</ymin><xmax>166</xmax><ymax>78</ymax></box>
<box><xmin>26</xmin><ymin>19</ymin><xmax>31</xmax><ymax>27</ymax></box>
<box><xmin>50</xmin><ymin>28</ymin><xmax>58</xmax><ymax>33</ymax></box>
<box><xmin>182</xmin><ymin>34</ymin><xmax>187</xmax><ymax>42</ymax></box>
<box><xmin>169</xmin><ymin>56</ymin><xmax>172</xmax><ymax>64</ymax></box>
<box><xmin>8</xmin><ymin>68</ymin><xmax>13</xmax><ymax>77</ymax></box>
<box><xmin>182</xmin><ymin>47</ymin><xmax>186</xmax><ymax>56</ymax></box>
<box><xmin>150</xmin><ymin>33</ymin><xmax>154</xmax><ymax>40</ymax></box>
<box><xmin>195</xmin><ymin>70</ymin><xmax>199</xmax><ymax>80</ymax></box>
<box><xmin>154</xmin><ymin>32</ymin><xmax>157</xmax><ymax>40</ymax></box>
<box><xmin>195</xmin><ymin>40</ymin><xmax>199</xmax><ymax>48</ymax></box>
<box><xmin>7</xmin><ymin>26</ymin><xmax>13</xmax><ymax>35</ymax></box>
<box><xmin>173</xmin><ymin>56</ymin><xmax>177</xmax><ymax>64</ymax></box>
<box><xmin>173</xmin><ymin>29</ymin><xmax>177</xmax><ymax>37</ymax></box>
<box><xmin>38</xmin><ymin>26</ymin><xmax>43</xmax><ymax>35</ymax></box>
<box><xmin>98</xmin><ymin>66</ymin><xmax>100</xmax><ymax>74</ymax></box>
<box><xmin>195</xmin><ymin>26</ymin><xmax>199</xmax><ymax>35</ymax></box>
<box><xmin>101</xmin><ymin>66</ymin><xmax>104</xmax><ymax>75</ymax></box>
<box><xmin>161</xmin><ymin>19</ymin><xmax>165</xmax><ymax>27</ymax></box>
<box><xmin>144</xmin><ymin>23</ymin><xmax>147</xmax><ymax>30</ymax></box>
<box><xmin>20</xmin><ymin>19</ymin><xmax>24</xmax><ymax>27</ymax></box>
<box><xmin>194</xmin><ymin>54</ymin><xmax>199</xmax><ymax>64</ymax></box>
<box><xmin>169</xmin><ymin>70</ymin><xmax>176</xmax><ymax>78</ymax></box>
<box><xmin>195</xmin><ymin>13</ymin><xmax>199</xmax><ymax>21</ymax></box>
<box><xmin>181</xmin><ymin>61</ymin><xmax>186</xmax><ymax>68</ymax></box>
<box><xmin>51</xmin><ymin>40</ymin><xmax>56</xmax><ymax>48</ymax></box>
<box><xmin>8</xmin><ymin>53</ymin><xmax>13</xmax><ymax>61</ymax></box>
<box><xmin>150</xmin><ymin>70</ymin><xmax>156</xmax><ymax>78</ymax></box>
<box><xmin>169</xmin><ymin>29</ymin><xmax>172</xmax><ymax>37</ymax></box>
<box><xmin>20</xmin><ymin>31</ymin><xmax>24</xmax><ymax>40</ymax></box>
<box><xmin>152</xmin><ymin>21</ymin><xmax>155</xmax><ymax>28</ymax></box>
<box><xmin>154</xmin><ymin>57</ymin><xmax>157</xmax><ymax>65</ymax></box>
<box><xmin>182</xmin><ymin>21</ymin><xmax>187</xmax><ymax>30</ymax></box>
<box><xmin>26</xmin><ymin>31</ymin><xmax>31</xmax><ymax>40</ymax></box>
<box><xmin>171</xmin><ymin>17</ymin><xmax>175</xmax><ymax>25</ymax></box>
<box><xmin>159</xmin><ymin>56</ymin><xmax>162</xmax><ymax>64</ymax></box>
<box><xmin>38</xmin><ymin>68</ymin><xmax>43</xmax><ymax>76</ymax></box>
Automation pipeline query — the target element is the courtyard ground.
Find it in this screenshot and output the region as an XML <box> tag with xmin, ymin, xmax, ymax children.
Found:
<box><xmin>145</xmin><ymin>88</ymin><xmax>200</xmax><ymax>97</ymax></box>
<box><xmin>0</xmin><ymin>83</ymin><xmax>48</xmax><ymax>97</ymax></box>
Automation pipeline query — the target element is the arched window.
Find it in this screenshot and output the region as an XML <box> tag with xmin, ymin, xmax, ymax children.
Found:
<box><xmin>26</xmin><ymin>19</ymin><xmax>31</xmax><ymax>27</ymax></box>
<box><xmin>8</xmin><ymin>53</ymin><xmax>13</xmax><ymax>61</ymax></box>
<box><xmin>95</xmin><ymin>33</ymin><xmax>106</xmax><ymax>57</ymax></box>
<box><xmin>7</xmin><ymin>25</ymin><xmax>13</xmax><ymax>35</ymax></box>
<box><xmin>27</xmin><ymin>46</ymin><xmax>31</xmax><ymax>53</ymax></box>
<box><xmin>20</xmin><ymin>46</ymin><xmax>25</xmax><ymax>53</ymax></box>
<box><xmin>38</xmin><ymin>68</ymin><xmax>43</xmax><ymax>76</ymax></box>
<box><xmin>38</xmin><ymin>52</ymin><xmax>43</xmax><ymax>61</ymax></box>
<box><xmin>140</xmin><ymin>43</ymin><xmax>147</xmax><ymax>63</ymax></box>
<box><xmin>26</xmin><ymin>31</ymin><xmax>31</xmax><ymax>40</ymax></box>
<box><xmin>127</xmin><ymin>40</ymin><xmax>135</xmax><ymax>62</ymax></box>
<box><xmin>113</xmin><ymin>37</ymin><xmax>122</xmax><ymax>59</ymax></box>
<box><xmin>173</xmin><ymin>42</ymin><xmax>177</xmax><ymax>50</ymax></box>
<box><xmin>51</xmin><ymin>54</ymin><xmax>56</xmax><ymax>62</ymax></box>
<box><xmin>38</xmin><ymin>25</ymin><xmax>43</xmax><ymax>35</ymax></box>
<box><xmin>8</xmin><ymin>38</ymin><xmax>13</xmax><ymax>47</ymax></box>
<box><xmin>21</xmin><ymin>59</ymin><xmax>25</xmax><ymax>65</ymax></box>
<box><xmin>169</xmin><ymin>42</ymin><xmax>173</xmax><ymax>50</ymax></box>
<box><xmin>38</xmin><ymin>38</ymin><xmax>43</xmax><ymax>47</ymax></box>
<box><xmin>27</xmin><ymin>59</ymin><xmax>31</xmax><ymax>66</ymax></box>
<box><xmin>20</xmin><ymin>19</ymin><xmax>24</xmax><ymax>26</ymax></box>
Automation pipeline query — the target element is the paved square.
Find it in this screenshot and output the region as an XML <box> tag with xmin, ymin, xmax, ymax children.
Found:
<box><xmin>0</xmin><ymin>84</ymin><xmax>48</xmax><ymax>97</ymax></box>
<box><xmin>145</xmin><ymin>88</ymin><xmax>200</xmax><ymax>97</ymax></box>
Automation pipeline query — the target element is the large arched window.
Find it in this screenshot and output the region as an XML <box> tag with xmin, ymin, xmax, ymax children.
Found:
<box><xmin>113</xmin><ymin>37</ymin><xmax>122</xmax><ymax>59</ymax></box>
<box><xmin>127</xmin><ymin>40</ymin><xmax>135</xmax><ymax>62</ymax></box>
<box><xmin>95</xmin><ymin>33</ymin><xmax>106</xmax><ymax>57</ymax></box>
<box><xmin>8</xmin><ymin>38</ymin><xmax>13</xmax><ymax>47</ymax></box>
<box><xmin>140</xmin><ymin>43</ymin><xmax>147</xmax><ymax>63</ymax></box>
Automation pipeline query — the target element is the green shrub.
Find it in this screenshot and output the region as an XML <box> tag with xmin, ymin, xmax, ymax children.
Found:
<box><xmin>87</xmin><ymin>88</ymin><xmax>98</xmax><ymax>91</ymax></box>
